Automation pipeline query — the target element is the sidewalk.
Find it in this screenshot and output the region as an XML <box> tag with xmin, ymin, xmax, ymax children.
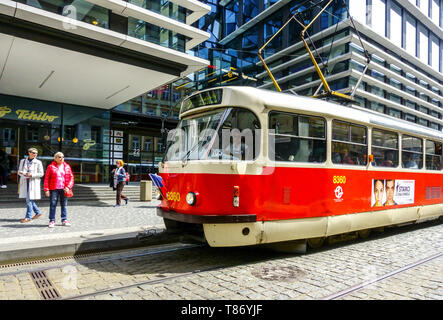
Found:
<box><xmin>0</xmin><ymin>199</ymin><xmax>165</xmax><ymax>263</ymax></box>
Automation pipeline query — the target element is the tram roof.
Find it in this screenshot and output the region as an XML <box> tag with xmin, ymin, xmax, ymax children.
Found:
<box><xmin>183</xmin><ymin>86</ymin><xmax>443</xmax><ymax>141</ymax></box>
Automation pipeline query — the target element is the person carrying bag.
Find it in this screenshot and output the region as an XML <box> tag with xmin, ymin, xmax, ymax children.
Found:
<box><xmin>18</xmin><ymin>148</ymin><xmax>44</xmax><ymax>223</ymax></box>
<box><xmin>44</xmin><ymin>152</ymin><xmax>74</xmax><ymax>228</ymax></box>
<box><xmin>112</xmin><ymin>160</ymin><xmax>129</xmax><ymax>207</ymax></box>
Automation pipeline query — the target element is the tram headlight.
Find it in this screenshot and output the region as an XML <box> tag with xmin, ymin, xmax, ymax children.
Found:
<box><xmin>186</xmin><ymin>192</ymin><xmax>197</xmax><ymax>206</ymax></box>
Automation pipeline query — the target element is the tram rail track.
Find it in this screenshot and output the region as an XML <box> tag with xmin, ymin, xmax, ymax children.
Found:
<box><xmin>0</xmin><ymin>221</ymin><xmax>441</xmax><ymax>300</ymax></box>
<box><xmin>64</xmin><ymin>262</ymin><xmax>226</xmax><ymax>300</ymax></box>
<box><xmin>322</xmin><ymin>251</ymin><xmax>443</xmax><ymax>300</ymax></box>
<box><xmin>0</xmin><ymin>242</ymin><xmax>202</xmax><ymax>278</ymax></box>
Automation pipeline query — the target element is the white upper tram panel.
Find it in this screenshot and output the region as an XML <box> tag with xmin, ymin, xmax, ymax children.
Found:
<box><xmin>180</xmin><ymin>86</ymin><xmax>443</xmax><ymax>141</ymax></box>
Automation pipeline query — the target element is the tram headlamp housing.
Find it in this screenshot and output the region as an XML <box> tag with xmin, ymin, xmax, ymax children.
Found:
<box><xmin>186</xmin><ymin>192</ymin><xmax>197</xmax><ymax>206</ymax></box>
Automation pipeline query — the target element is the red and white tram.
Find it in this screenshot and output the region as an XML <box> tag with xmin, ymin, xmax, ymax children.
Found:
<box><xmin>155</xmin><ymin>86</ymin><xmax>443</xmax><ymax>248</ymax></box>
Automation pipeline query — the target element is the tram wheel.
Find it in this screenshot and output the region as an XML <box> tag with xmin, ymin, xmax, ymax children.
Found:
<box><xmin>307</xmin><ymin>237</ymin><xmax>326</xmax><ymax>249</ymax></box>
<box><xmin>357</xmin><ymin>229</ymin><xmax>371</xmax><ymax>239</ymax></box>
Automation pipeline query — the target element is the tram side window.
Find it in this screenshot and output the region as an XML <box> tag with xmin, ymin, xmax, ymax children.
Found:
<box><xmin>331</xmin><ymin>120</ymin><xmax>367</xmax><ymax>165</ymax></box>
<box><xmin>371</xmin><ymin>129</ymin><xmax>399</xmax><ymax>167</ymax></box>
<box><xmin>269</xmin><ymin>112</ymin><xmax>326</xmax><ymax>163</ymax></box>
<box><xmin>425</xmin><ymin>140</ymin><xmax>442</xmax><ymax>170</ymax></box>
<box><xmin>401</xmin><ymin>135</ymin><xmax>423</xmax><ymax>169</ymax></box>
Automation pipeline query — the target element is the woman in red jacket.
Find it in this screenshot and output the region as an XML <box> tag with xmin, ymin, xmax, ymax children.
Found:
<box><xmin>44</xmin><ymin>152</ymin><xmax>74</xmax><ymax>228</ymax></box>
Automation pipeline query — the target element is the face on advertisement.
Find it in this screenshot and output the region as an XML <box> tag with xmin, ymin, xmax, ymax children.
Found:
<box><xmin>373</xmin><ymin>179</ymin><xmax>384</xmax><ymax>207</ymax></box>
<box><xmin>385</xmin><ymin>180</ymin><xmax>396</xmax><ymax>206</ymax></box>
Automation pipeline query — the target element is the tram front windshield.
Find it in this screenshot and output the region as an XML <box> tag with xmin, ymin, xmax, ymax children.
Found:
<box><xmin>164</xmin><ymin>107</ymin><xmax>260</xmax><ymax>162</ymax></box>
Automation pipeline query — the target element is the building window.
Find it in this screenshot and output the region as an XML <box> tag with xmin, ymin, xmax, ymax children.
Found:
<box><xmin>430</xmin><ymin>34</ymin><xmax>439</xmax><ymax>71</ymax></box>
<box><xmin>388</xmin><ymin>108</ymin><xmax>401</xmax><ymax>118</ymax></box>
<box><xmin>389</xmin><ymin>1</ymin><xmax>402</xmax><ymax>47</ymax></box>
<box><xmin>418</xmin><ymin>118</ymin><xmax>428</xmax><ymax>126</ymax></box>
<box><xmin>370</xmin><ymin>101</ymin><xmax>386</xmax><ymax>113</ymax></box>
<box><xmin>390</xmin><ymin>78</ymin><xmax>402</xmax><ymax>90</ymax></box>
<box><xmin>403</xmin><ymin>113</ymin><xmax>417</xmax><ymax>123</ymax></box>
<box><xmin>406</xmin><ymin>100</ymin><xmax>416</xmax><ymax>109</ymax></box>
<box><xmin>371</xmin><ymin>0</ymin><xmax>386</xmax><ymax>37</ymax></box>
<box><xmin>349</xmin><ymin>0</ymin><xmax>367</xmax><ymax>24</ymax></box>
<box><xmin>389</xmin><ymin>93</ymin><xmax>402</xmax><ymax>104</ymax></box>
<box><xmin>419</xmin><ymin>0</ymin><xmax>429</xmax><ymax>17</ymax></box>
<box><xmin>418</xmin><ymin>23</ymin><xmax>429</xmax><ymax>64</ymax></box>
<box><xmin>431</xmin><ymin>0</ymin><xmax>440</xmax><ymax>25</ymax></box>
<box><xmin>405</xmin><ymin>13</ymin><xmax>417</xmax><ymax>57</ymax></box>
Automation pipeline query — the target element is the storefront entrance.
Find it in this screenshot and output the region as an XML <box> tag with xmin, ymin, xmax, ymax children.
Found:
<box><xmin>0</xmin><ymin>119</ymin><xmax>61</xmax><ymax>184</ymax></box>
<box><xmin>1</xmin><ymin>93</ymin><xmax>111</xmax><ymax>184</ymax></box>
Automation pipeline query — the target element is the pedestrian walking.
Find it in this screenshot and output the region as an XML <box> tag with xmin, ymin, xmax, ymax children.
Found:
<box><xmin>44</xmin><ymin>152</ymin><xmax>74</xmax><ymax>228</ymax></box>
<box><xmin>112</xmin><ymin>160</ymin><xmax>129</xmax><ymax>207</ymax></box>
<box><xmin>0</xmin><ymin>149</ymin><xmax>9</xmax><ymax>188</ymax></box>
<box><xmin>18</xmin><ymin>148</ymin><xmax>45</xmax><ymax>223</ymax></box>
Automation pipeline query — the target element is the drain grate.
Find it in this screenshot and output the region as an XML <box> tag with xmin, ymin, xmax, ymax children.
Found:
<box><xmin>30</xmin><ymin>271</ymin><xmax>61</xmax><ymax>300</ymax></box>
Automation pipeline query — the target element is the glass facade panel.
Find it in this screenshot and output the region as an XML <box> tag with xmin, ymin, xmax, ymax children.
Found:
<box><xmin>128</xmin><ymin>0</ymin><xmax>186</xmax><ymax>23</ymax></box>
<box><xmin>128</xmin><ymin>17</ymin><xmax>186</xmax><ymax>52</ymax></box>
<box><xmin>224</xmin><ymin>1</ymin><xmax>239</xmax><ymax>36</ymax></box>
<box><xmin>0</xmin><ymin>94</ymin><xmax>110</xmax><ymax>183</ymax></box>
<box><xmin>25</xmin><ymin>0</ymin><xmax>110</xmax><ymax>29</ymax></box>
<box><xmin>243</xmin><ymin>0</ymin><xmax>259</xmax><ymax>24</ymax></box>
<box><xmin>62</xmin><ymin>106</ymin><xmax>110</xmax><ymax>183</ymax></box>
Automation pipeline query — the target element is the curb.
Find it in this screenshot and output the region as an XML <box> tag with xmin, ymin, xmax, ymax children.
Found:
<box><xmin>0</xmin><ymin>225</ymin><xmax>169</xmax><ymax>265</ymax></box>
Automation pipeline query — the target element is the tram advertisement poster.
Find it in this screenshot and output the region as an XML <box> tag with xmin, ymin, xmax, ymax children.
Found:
<box><xmin>371</xmin><ymin>179</ymin><xmax>415</xmax><ymax>207</ymax></box>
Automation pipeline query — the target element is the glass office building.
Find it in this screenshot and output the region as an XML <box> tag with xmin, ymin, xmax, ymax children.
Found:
<box><xmin>96</xmin><ymin>0</ymin><xmax>443</xmax><ymax>180</ymax></box>
<box><xmin>0</xmin><ymin>0</ymin><xmax>210</xmax><ymax>183</ymax></box>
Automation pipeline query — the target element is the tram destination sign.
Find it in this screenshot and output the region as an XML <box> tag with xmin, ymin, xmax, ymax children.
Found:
<box><xmin>181</xmin><ymin>89</ymin><xmax>223</xmax><ymax>114</ymax></box>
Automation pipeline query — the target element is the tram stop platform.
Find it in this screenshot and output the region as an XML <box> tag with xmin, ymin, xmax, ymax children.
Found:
<box><xmin>0</xmin><ymin>199</ymin><xmax>166</xmax><ymax>264</ymax></box>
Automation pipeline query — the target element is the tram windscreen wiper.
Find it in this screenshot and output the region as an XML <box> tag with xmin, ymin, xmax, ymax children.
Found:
<box><xmin>181</xmin><ymin>140</ymin><xmax>202</xmax><ymax>162</ymax></box>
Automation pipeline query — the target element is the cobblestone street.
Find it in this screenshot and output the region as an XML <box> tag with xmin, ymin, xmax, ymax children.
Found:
<box><xmin>0</xmin><ymin>219</ymin><xmax>441</xmax><ymax>300</ymax></box>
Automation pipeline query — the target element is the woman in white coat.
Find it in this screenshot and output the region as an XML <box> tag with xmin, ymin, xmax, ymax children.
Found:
<box><xmin>18</xmin><ymin>148</ymin><xmax>44</xmax><ymax>223</ymax></box>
